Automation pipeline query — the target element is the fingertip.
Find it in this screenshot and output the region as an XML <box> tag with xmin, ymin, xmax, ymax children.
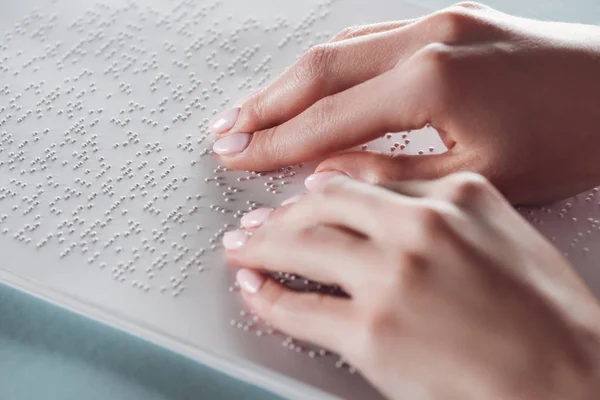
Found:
<box><xmin>212</xmin><ymin>144</ymin><xmax>263</xmax><ymax>171</ymax></box>
<box><xmin>304</xmin><ymin>170</ymin><xmax>348</xmax><ymax>192</ymax></box>
<box><xmin>236</xmin><ymin>268</ymin><xmax>266</xmax><ymax>294</ymax></box>
<box><xmin>212</xmin><ymin>133</ymin><xmax>252</xmax><ymax>155</ymax></box>
<box><xmin>209</xmin><ymin>107</ymin><xmax>241</xmax><ymax>135</ymax></box>
<box><xmin>315</xmin><ymin>152</ymin><xmax>384</xmax><ymax>184</ymax></box>
<box><xmin>240</xmin><ymin>208</ymin><xmax>273</xmax><ymax>229</ymax></box>
<box><xmin>222</xmin><ymin>229</ymin><xmax>251</xmax><ymax>250</ymax></box>
<box><xmin>213</xmin><ymin>129</ymin><xmax>283</xmax><ymax>172</ymax></box>
<box><xmin>281</xmin><ymin>194</ymin><xmax>305</xmax><ymax>206</ymax></box>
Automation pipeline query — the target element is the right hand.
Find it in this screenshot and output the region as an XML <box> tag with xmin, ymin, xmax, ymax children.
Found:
<box><xmin>225</xmin><ymin>172</ymin><xmax>600</xmax><ymax>400</ymax></box>
<box><xmin>211</xmin><ymin>2</ymin><xmax>600</xmax><ymax>204</ymax></box>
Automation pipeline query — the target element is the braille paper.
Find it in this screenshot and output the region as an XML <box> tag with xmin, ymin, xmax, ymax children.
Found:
<box><xmin>1</xmin><ymin>0</ymin><xmax>599</xmax><ymax>399</ymax></box>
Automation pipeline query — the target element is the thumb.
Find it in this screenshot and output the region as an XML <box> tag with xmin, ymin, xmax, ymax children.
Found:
<box><xmin>314</xmin><ymin>151</ymin><xmax>462</xmax><ymax>185</ymax></box>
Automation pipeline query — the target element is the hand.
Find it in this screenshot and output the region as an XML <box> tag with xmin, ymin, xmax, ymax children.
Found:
<box><xmin>223</xmin><ymin>172</ymin><xmax>600</xmax><ymax>400</ymax></box>
<box><xmin>211</xmin><ymin>2</ymin><xmax>600</xmax><ymax>204</ymax></box>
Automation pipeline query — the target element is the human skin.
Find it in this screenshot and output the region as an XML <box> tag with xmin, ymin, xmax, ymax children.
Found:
<box><xmin>223</xmin><ymin>173</ymin><xmax>600</xmax><ymax>400</ymax></box>
<box><xmin>214</xmin><ymin>2</ymin><xmax>600</xmax><ymax>399</ymax></box>
<box><xmin>211</xmin><ymin>2</ymin><xmax>600</xmax><ymax>205</ymax></box>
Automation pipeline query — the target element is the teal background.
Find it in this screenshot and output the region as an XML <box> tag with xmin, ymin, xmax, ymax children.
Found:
<box><xmin>1</xmin><ymin>1</ymin><xmax>596</xmax><ymax>400</ymax></box>
<box><xmin>0</xmin><ymin>282</ymin><xmax>281</xmax><ymax>400</ymax></box>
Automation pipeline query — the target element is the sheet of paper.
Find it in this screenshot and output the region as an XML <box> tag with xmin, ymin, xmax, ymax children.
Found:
<box><xmin>0</xmin><ymin>0</ymin><xmax>599</xmax><ymax>399</ymax></box>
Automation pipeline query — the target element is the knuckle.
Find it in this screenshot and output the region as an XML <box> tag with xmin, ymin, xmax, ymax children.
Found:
<box><xmin>411</xmin><ymin>42</ymin><xmax>458</xmax><ymax>108</ymax></box>
<box><xmin>290</xmin><ymin>99</ymin><xmax>332</xmax><ymax>147</ymax></box>
<box><xmin>358</xmin><ymin>303</ymin><xmax>392</xmax><ymax>359</ymax></box>
<box><xmin>443</xmin><ymin>172</ymin><xmax>492</xmax><ymax>206</ymax></box>
<box><xmin>418</xmin><ymin>42</ymin><xmax>456</xmax><ymax>75</ymax></box>
<box><xmin>357</xmin><ymin>292</ymin><xmax>402</xmax><ymax>364</ymax></box>
<box><xmin>431</xmin><ymin>8</ymin><xmax>477</xmax><ymax>42</ymax></box>
<box><xmin>357</xmin><ymin>253</ymin><xmax>427</xmax><ymax>362</ymax></box>
<box><xmin>388</xmin><ymin>251</ymin><xmax>428</xmax><ymax>291</ymax></box>
<box><xmin>296</xmin><ymin>44</ymin><xmax>336</xmax><ymax>85</ymax></box>
<box><xmin>395</xmin><ymin>250</ymin><xmax>427</xmax><ymax>271</ymax></box>
<box><xmin>364</xmin><ymin>307</ymin><xmax>390</xmax><ymax>340</ymax></box>
<box><xmin>295</xmin><ymin>224</ymin><xmax>320</xmax><ymax>245</ymax></box>
<box><xmin>241</xmin><ymin>92</ymin><xmax>267</xmax><ymax>128</ymax></box>
<box><xmin>306</xmin><ymin>96</ymin><xmax>335</xmax><ymax>132</ymax></box>
<box><xmin>251</xmin><ymin>126</ymin><xmax>286</xmax><ymax>166</ymax></box>
<box><xmin>414</xmin><ymin>205</ymin><xmax>448</xmax><ymax>233</ymax></box>
<box><xmin>404</xmin><ymin>204</ymin><xmax>454</xmax><ymax>247</ymax></box>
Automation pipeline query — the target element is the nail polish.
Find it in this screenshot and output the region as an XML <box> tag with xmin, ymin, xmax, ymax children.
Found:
<box><xmin>213</xmin><ymin>133</ymin><xmax>252</xmax><ymax>155</ymax></box>
<box><xmin>237</xmin><ymin>269</ymin><xmax>265</xmax><ymax>294</ymax></box>
<box><xmin>209</xmin><ymin>107</ymin><xmax>241</xmax><ymax>134</ymax></box>
<box><xmin>222</xmin><ymin>230</ymin><xmax>249</xmax><ymax>250</ymax></box>
<box><xmin>240</xmin><ymin>208</ymin><xmax>273</xmax><ymax>228</ymax></box>
<box><xmin>304</xmin><ymin>171</ymin><xmax>348</xmax><ymax>192</ymax></box>
<box><xmin>281</xmin><ymin>195</ymin><xmax>304</xmax><ymax>206</ymax></box>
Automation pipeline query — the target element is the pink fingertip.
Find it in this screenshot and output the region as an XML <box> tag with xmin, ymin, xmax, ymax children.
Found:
<box><xmin>304</xmin><ymin>171</ymin><xmax>348</xmax><ymax>192</ymax></box>
<box><xmin>237</xmin><ymin>269</ymin><xmax>265</xmax><ymax>294</ymax></box>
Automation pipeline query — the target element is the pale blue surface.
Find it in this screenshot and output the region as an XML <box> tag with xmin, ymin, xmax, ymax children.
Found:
<box><xmin>0</xmin><ymin>282</ymin><xmax>282</xmax><ymax>400</ymax></box>
<box><xmin>0</xmin><ymin>1</ymin><xmax>594</xmax><ymax>400</ymax></box>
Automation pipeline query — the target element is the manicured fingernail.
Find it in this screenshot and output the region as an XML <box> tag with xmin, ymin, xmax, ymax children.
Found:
<box><xmin>209</xmin><ymin>107</ymin><xmax>240</xmax><ymax>134</ymax></box>
<box><xmin>236</xmin><ymin>269</ymin><xmax>265</xmax><ymax>294</ymax></box>
<box><xmin>240</xmin><ymin>208</ymin><xmax>273</xmax><ymax>228</ymax></box>
<box><xmin>213</xmin><ymin>133</ymin><xmax>252</xmax><ymax>155</ymax></box>
<box><xmin>281</xmin><ymin>195</ymin><xmax>304</xmax><ymax>206</ymax></box>
<box><xmin>304</xmin><ymin>171</ymin><xmax>348</xmax><ymax>191</ymax></box>
<box><xmin>222</xmin><ymin>230</ymin><xmax>249</xmax><ymax>250</ymax></box>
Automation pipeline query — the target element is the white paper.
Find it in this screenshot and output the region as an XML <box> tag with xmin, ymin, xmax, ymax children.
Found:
<box><xmin>0</xmin><ymin>1</ymin><xmax>599</xmax><ymax>399</ymax></box>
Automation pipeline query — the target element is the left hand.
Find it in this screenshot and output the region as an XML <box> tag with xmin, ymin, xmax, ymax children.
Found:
<box><xmin>223</xmin><ymin>172</ymin><xmax>600</xmax><ymax>400</ymax></box>
<box><xmin>211</xmin><ymin>2</ymin><xmax>600</xmax><ymax>204</ymax></box>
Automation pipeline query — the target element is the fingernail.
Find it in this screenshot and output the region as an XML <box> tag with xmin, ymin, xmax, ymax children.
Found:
<box><xmin>236</xmin><ymin>269</ymin><xmax>265</xmax><ymax>294</ymax></box>
<box><xmin>240</xmin><ymin>208</ymin><xmax>273</xmax><ymax>228</ymax></box>
<box><xmin>281</xmin><ymin>195</ymin><xmax>304</xmax><ymax>206</ymax></box>
<box><xmin>209</xmin><ymin>107</ymin><xmax>241</xmax><ymax>134</ymax></box>
<box><xmin>222</xmin><ymin>230</ymin><xmax>249</xmax><ymax>250</ymax></box>
<box><xmin>213</xmin><ymin>133</ymin><xmax>252</xmax><ymax>155</ymax></box>
<box><xmin>304</xmin><ymin>171</ymin><xmax>348</xmax><ymax>191</ymax></box>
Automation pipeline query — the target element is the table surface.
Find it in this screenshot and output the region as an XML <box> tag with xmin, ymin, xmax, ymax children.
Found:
<box><xmin>1</xmin><ymin>1</ymin><xmax>598</xmax><ymax>400</ymax></box>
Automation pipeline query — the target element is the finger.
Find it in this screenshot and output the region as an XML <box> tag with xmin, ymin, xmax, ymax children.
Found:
<box><xmin>215</xmin><ymin>30</ymin><xmax>403</xmax><ymax>136</ymax></box>
<box><xmin>315</xmin><ymin>153</ymin><xmax>502</xmax><ymax>210</ymax></box>
<box><xmin>328</xmin><ymin>19</ymin><xmax>418</xmax><ymax>42</ymax></box>
<box><xmin>227</xmin><ymin>222</ymin><xmax>372</xmax><ymax>292</ymax></box>
<box><xmin>236</xmin><ymin>270</ymin><xmax>355</xmax><ymax>354</ymax></box>
<box><xmin>315</xmin><ymin>151</ymin><xmax>464</xmax><ymax>187</ymax></box>
<box><xmin>215</xmin><ymin>6</ymin><xmax>497</xmax><ymax>139</ymax></box>
<box><xmin>266</xmin><ymin>176</ymin><xmax>418</xmax><ymax>242</ymax></box>
<box><xmin>216</xmin><ymin>65</ymin><xmax>435</xmax><ymax>170</ymax></box>
<box><xmin>394</xmin><ymin>172</ymin><xmax>505</xmax><ymax>218</ymax></box>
